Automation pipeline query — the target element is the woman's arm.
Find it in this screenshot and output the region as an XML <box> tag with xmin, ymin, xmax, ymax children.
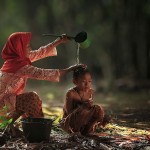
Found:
<box><xmin>28</xmin><ymin>45</ymin><xmax>57</xmax><ymax>62</ymax></box>
<box><xmin>16</xmin><ymin>65</ymin><xmax>60</xmax><ymax>82</ymax></box>
<box><xmin>28</xmin><ymin>34</ymin><xmax>69</xmax><ymax>62</ymax></box>
<box><xmin>15</xmin><ymin>64</ymin><xmax>85</xmax><ymax>82</ymax></box>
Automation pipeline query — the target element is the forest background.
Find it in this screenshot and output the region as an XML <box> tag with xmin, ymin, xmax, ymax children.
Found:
<box><xmin>1</xmin><ymin>0</ymin><xmax>150</xmax><ymax>92</ymax></box>
<box><xmin>0</xmin><ymin>0</ymin><xmax>150</xmax><ymax>114</ymax></box>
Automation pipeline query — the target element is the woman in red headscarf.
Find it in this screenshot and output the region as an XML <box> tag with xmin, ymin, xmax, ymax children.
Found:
<box><xmin>0</xmin><ymin>32</ymin><xmax>83</xmax><ymax>136</ymax></box>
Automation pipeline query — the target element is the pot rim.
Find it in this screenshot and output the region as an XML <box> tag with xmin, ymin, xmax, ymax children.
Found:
<box><xmin>21</xmin><ymin>117</ymin><xmax>54</xmax><ymax>124</ymax></box>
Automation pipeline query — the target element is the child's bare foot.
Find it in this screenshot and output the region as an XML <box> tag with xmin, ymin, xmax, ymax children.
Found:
<box><xmin>71</xmin><ymin>132</ymin><xmax>82</xmax><ymax>137</ymax></box>
<box><xmin>68</xmin><ymin>132</ymin><xmax>84</xmax><ymax>142</ymax></box>
<box><xmin>102</xmin><ymin>115</ymin><xmax>112</xmax><ymax>127</ymax></box>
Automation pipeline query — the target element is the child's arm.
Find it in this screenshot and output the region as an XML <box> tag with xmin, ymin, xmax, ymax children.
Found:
<box><xmin>64</xmin><ymin>90</ymin><xmax>74</xmax><ymax>115</ymax></box>
<box><xmin>82</xmin><ymin>89</ymin><xmax>94</xmax><ymax>107</ymax></box>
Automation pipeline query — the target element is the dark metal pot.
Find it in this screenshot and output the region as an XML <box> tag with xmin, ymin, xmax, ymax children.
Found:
<box><xmin>21</xmin><ymin>117</ymin><xmax>54</xmax><ymax>143</ymax></box>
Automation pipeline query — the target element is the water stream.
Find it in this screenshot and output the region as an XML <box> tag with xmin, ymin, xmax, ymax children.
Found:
<box><xmin>76</xmin><ymin>43</ymin><xmax>80</xmax><ymax>64</ymax></box>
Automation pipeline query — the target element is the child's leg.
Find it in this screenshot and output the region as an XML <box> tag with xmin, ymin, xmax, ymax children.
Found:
<box><xmin>61</xmin><ymin>108</ymin><xmax>88</xmax><ymax>133</ymax></box>
<box><xmin>80</xmin><ymin>105</ymin><xmax>104</xmax><ymax>135</ymax></box>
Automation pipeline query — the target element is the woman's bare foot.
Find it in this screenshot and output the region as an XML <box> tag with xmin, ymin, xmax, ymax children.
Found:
<box><xmin>4</xmin><ymin>124</ymin><xmax>23</xmax><ymax>138</ymax></box>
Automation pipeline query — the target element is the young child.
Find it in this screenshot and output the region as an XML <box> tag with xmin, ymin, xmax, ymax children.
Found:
<box><xmin>0</xmin><ymin>32</ymin><xmax>83</xmax><ymax>136</ymax></box>
<box><xmin>61</xmin><ymin>66</ymin><xmax>104</xmax><ymax>135</ymax></box>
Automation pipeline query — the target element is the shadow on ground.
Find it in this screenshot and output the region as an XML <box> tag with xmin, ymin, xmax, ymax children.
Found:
<box><xmin>95</xmin><ymin>91</ymin><xmax>150</xmax><ymax>130</ymax></box>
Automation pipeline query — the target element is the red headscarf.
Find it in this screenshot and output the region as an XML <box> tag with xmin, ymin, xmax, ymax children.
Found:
<box><xmin>1</xmin><ymin>32</ymin><xmax>32</xmax><ymax>73</ymax></box>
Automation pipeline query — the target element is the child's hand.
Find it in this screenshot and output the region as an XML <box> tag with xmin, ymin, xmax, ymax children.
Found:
<box><xmin>83</xmin><ymin>99</ymin><xmax>93</xmax><ymax>108</ymax></box>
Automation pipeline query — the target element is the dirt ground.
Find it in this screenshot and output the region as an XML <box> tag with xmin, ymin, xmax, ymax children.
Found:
<box><xmin>0</xmin><ymin>85</ymin><xmax>150</xmax><ymax>150</ymax></box>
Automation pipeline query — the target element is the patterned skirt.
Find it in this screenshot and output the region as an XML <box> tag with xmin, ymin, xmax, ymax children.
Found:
<box><xmin>16</xmin><ymin>92</ymin><xmax>44</xmax><ymax>118</ymax></box>
<box><xmin>61</xmin><ymin>104</ymin><xmax>104</xmax><ymax>135</ymax></box>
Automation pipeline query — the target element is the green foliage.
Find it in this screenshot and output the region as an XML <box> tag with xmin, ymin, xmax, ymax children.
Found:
<box><xmin>0</xmin><ymin>106</ymin><xmax>13</xmax><ymax>129</ymax></box>
<box><xmin>0</xmin><ymin>116</ymin><xmax>12</xmax><ymax>129</ymax></box>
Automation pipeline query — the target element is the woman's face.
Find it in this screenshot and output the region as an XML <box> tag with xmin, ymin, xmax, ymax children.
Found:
<box><xmin>75</xmin><ymin>73</ymin><xmax>92</xmax><ymax>91</ymax></box>
<box><xmin>26</xmin><ymin>43</ymin><xmax>32</xmax><ymax>57</ymax></box>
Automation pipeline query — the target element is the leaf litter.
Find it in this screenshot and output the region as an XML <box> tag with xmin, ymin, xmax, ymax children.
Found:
<box><xmin>0</xmin><ymin>122</ymin><xmax>149</xmax><ymax>150</ymax></box>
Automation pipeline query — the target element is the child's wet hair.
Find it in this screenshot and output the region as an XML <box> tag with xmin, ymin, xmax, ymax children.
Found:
<box><xmin>73</xmin><ymin>66</ymin><xmax>91</xmax><ymax>80</ymax></box>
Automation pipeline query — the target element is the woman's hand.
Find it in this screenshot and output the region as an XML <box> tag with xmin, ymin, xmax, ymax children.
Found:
<box><xmin>59</xmin><ymin>34</ymin><xmax>70</xmax><ymax>43</ymax></box>
<box><xmin>53</xmin><ymin>34</ymin><xmax>70</xmax><ymax>46</ymax></box>
<box><xmin>59</xmin><ymin>64</ymin><xmax>87</xmax><ymax>77</ymax></box>
<box><xmin>67</xmin><ymin>64</ymin><xmax>87</xmax><ymax>72</ymax></box>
